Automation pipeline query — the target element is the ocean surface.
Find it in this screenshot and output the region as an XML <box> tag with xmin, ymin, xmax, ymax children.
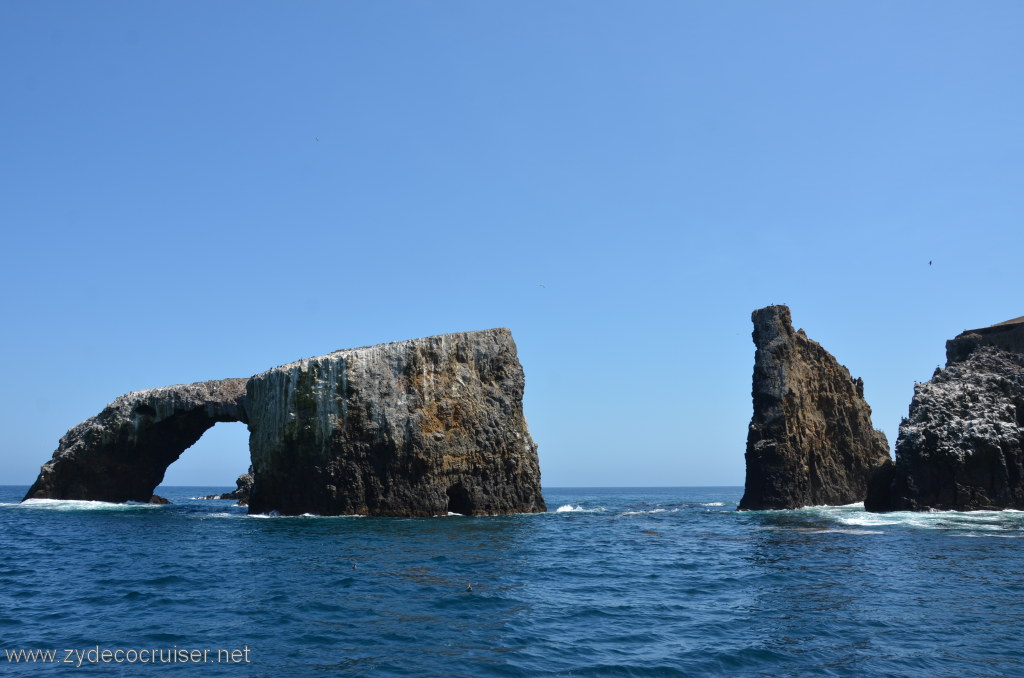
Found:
<box><xmin>2</xmin><ymin>485</ymin><xmax>1023</xmax><ymax>677</ymax></box>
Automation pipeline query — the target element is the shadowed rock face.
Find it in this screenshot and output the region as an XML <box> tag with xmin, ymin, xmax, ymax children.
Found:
<box><xmin>867</xmin><ymin>319</ymin><xmax>1024</xmax><ymax>512</ymax></box>
<box><xmin>246</xmin><ymin>328</ymin><xmax>545</xmax><ymax>516</ymax></box>
<box><xmin>739</xmin><ymin>306</ymin><xmax>890</xmax><ymax>510</ymax></box>
<box><xmin>946</xmin><ymin>317</ymin><xmax>1024</xmax><ymax>364</ymax></box>
<box><xmin>25</xmin><ymin>329</ymin><xmax>544</xmax><ymax>517</ymax></box>
<box><xmin>23</xmin><ymin>379</ymin><xmax>249</xmax><ymax>503</ymax></box>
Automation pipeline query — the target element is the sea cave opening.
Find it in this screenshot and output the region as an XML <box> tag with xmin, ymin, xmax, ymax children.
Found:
<box><xmin>446</xmin><ymin>483</ymin><xmax>474</xmax><ymax>515</ymax></box>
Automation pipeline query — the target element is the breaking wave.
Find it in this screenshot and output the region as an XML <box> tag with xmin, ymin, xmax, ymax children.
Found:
<box><xmin>554</xmin><ymin>504</ymin><xmax>605</xmax><ymax>513</ymax></box>
<box><xmin>16</xmin><ymin>498</ymin><xmax>162</xmax><ymax>511</ymax></box>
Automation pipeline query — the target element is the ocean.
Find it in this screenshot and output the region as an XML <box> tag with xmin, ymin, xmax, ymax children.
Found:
<box><xmin>1</xmin><ymin>485</ymin><xmax>1022</xmax><ymax>677</ymax></box>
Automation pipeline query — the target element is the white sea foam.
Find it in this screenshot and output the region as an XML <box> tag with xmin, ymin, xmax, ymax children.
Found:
<box><xmin>749</xmin><ymin>502</ymin><xmax>1024</xmax><ymax>536</ymax></box>
<box><xmin>801</xmin><ymin>502</ymin><xmax>864</xmax><ymax>509</ymax></box>
<box><xmin>950</xmin><ymin>532</ymin><xmax>1024</xmax><ymax>538</ymax></box>
<box><xmin>18</xmin><ymin>498</ymin><xmax>160</xmax><ymax>511</ymax></box>
<box><xmin>554</xmin><ymin>504</ymin><xmax>604</xmax><ymax>513</ymax></box>
<box><xmin>621</xmin><ymin>508</ymin><xmax>680</xmax><ymax>516</ymax></box>
<box><xmin>702</xmin><ymin>502</ymin><xmax>726</xmax><ymax>507</ymax></box>
<box><xmin>829</xmin><ymin>507</ymin><xmax>1024</xmax><ymax>534</ymax></box>
<box><xmin>246</xmin><ymin>512</ymin><xmax>366</xmax><ymax>519</ymax></box>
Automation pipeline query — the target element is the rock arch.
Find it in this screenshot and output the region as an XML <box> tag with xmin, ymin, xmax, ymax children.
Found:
<box><xmin>23</xmin><ymin>328</ymin><xmax>546</xmax><ymax>516</ymax></box>
<box><xmin>23</xmin><ymin>379</ymin><xmax>249</xmax><ymax>503</ymax></box>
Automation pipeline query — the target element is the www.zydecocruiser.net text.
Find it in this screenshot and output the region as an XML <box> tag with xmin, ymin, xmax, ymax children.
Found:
<box><xmin>5</xmin><ymin>645</ymin><xmax>252</xmax><ymax>667</ymax></box>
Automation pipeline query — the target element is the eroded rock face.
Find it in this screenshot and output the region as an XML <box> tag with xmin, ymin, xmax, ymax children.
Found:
<box><xmin>866</xmin><ymin>319</ymin><xmax>1024</xmax><ymax>512</ymax></box>
<box><xmin>24</xmin><ymin>329</ymin><xmax>544</xmax><ymax>516</ymax></box>
<box><xmin>24</xmin><ymin>379</ymin><xmax>249</xmax><ymax>503</ymax></box>
<box><xmin>246</xmin><ymin>328</ymin><xmax>545</xmax><ymax>516</ymax></box>
<box><xmin>739</xmin><ymin>305</ymin><xmax>890</xmax><ymax>510</ymax></box>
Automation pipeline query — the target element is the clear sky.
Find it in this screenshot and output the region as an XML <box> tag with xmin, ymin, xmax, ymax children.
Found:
<box><xmin>2</xmin><ymin>1</ymin><xmax>1023</xmax><ymax>488</ymax></box>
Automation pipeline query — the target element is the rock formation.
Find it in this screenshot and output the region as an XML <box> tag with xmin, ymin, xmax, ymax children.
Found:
<box><xmin>739</xmin><ymin>305</ymin><xmax>890</xmax><ymax>510</ymax></box>
<box><xmin>246</xmin><ymin>328</ymin><xmax>545</xmax><ymax>516</ymax></box>
<box><xmin>24</xmin><ymin>328</ymin><xmax>545</xmax><ymax>517</ymax></box>
<box><xmin>866</xmin><ymin>318</ymin><xmax>1024</xmax><ymax>512</ymax></box>
<box><xmin>945</xmin><ymin>316</ymin><xmax>1024</xmax><ymax>364</ymax></box>
<box><xmin>24</xmin><ymin>379</ymin><xmax>249</xmax><ymax>503</ymax></box>
<box><xmin>198</xmin><ymin>468</ymin><xmax>254</xmax><ymax>506</ymax></box>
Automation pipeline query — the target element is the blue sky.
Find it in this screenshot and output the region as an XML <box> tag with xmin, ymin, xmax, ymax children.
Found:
<box><xmin>2</xmin><ymin>1</ymin><xmax>1023</xmax><ymax>488</ymax></box>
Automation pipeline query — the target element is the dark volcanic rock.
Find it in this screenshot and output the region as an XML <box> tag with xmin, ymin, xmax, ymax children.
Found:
<box><xmin>24</xmin><ymin>328</ymin><xmax>544</xmax><ymax>517</ymax></box>
<box><xmin>198</xmin><ymin>469</ymin><xmax>254</xmax><ymax>506</ymax></box>
<box><xmin>246</xmin><ymin>328</ymin><xmax>545</xmax><ymax>516</ymax></box>
<box><xmin>23</xmin><ymin>379</ymin><xmax>249</xmax><ymax>503</ymax></box>
<box><xmin>866</xmin><ymin>325</ymin><xmax>1024</xmax><ymax>512</ymax></box>
<box><xmin>946</xmin><ymin>317</ymin><xmax>1024</xmax><ymax>364</ymax></box>
<box><xmin>739</xmin><ymin>305</ymin><xmax>890</xmax><ymax>510</ymax></box>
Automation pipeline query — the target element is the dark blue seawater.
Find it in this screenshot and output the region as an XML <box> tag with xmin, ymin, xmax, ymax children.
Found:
<box><xmin>2</xmin><ymin>485</ymin><xmax>1024</xmax><ymax>677</ymax></box>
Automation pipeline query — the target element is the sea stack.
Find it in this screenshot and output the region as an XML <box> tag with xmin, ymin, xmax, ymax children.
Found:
<box><xmin>246</xmin><ymin>328</ymin><xmax>545</xmax><ymax>516</ymax></box>
<box><xmin>739</xmin><ymin>305</ymin><xmax>890</xmax><ymax>510</ymax></box>
<box><xmin>24</xmin><ymin>328</ymin><xmax>545</xmax><ymax>517</ymax></box>
<box><xmin>866</xmin><ymin>318</ymin><xmax>1024</xmax><ymax>512</ymax></box>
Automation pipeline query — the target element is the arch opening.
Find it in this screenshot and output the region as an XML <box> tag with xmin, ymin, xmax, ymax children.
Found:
<box><xmin>160</xmin><ymin>421</ymin><xmax>252</xmax><ymax>491</ymax></box>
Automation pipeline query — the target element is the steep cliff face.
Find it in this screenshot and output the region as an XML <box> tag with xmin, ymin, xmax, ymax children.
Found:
<box><xmin>867</xmin><ymin>319</ymin><xmax>1024</xmax><ymax>512</ymax></box>
<box><xmin>739</xmin><ymin>306</ymin><xmax>890</xmax><ymax>510</ymax></box>
<box><xmin>246</xmin><ymin>328</ymin><xmax>545</xmax><ymax>516</ymax></box>
<box><xmin>24</xmin><ymin>379</ymin><xmax>249</xmax><ymax>503</ymax></box>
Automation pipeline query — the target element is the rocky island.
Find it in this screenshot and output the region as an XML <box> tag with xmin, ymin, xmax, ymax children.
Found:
<box><xmin>739</xmin><ymin>305</ymin><xmax>890</xmax><ymax>510</ymax></box>
<box><xmin>24</xmin><ymin>329</ymin><xmax>545</xmax><ymax>517</ymax></box>
<box><xmin>866</xmin><ymin>318</ymin><xmax>1024</xmax><ymax>512</ymax></box>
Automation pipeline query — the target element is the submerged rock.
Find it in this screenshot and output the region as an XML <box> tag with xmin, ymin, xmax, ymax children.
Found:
<box><xmin>246</xmin><ymin>328</ymin><xmax>545</xmax><ymax>516</ymax></box>
<box><xmin>739</xmin><ymin>305</ymin><xmax>890</xmax><ymax>510</ymax></box>
<box><xmin>24</xmin><ymin>379</ymin><xmax>249</xmax><ymax>503</ymax></box>
<box><xmin>866</xmin><ymin>319</ymin><xmax>1024</xmax><ymax>512</ymax></box>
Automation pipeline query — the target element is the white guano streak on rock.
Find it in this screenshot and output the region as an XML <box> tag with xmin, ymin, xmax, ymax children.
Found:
<box><xmin>315</xmin><ymin>356</ymin><xmax>342</xmax><ymax>445</ymax></box>
<box><xmin>272</xmin><ymin>356</ymin><xmax>343</xmax><ymax>451</ymax></box>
